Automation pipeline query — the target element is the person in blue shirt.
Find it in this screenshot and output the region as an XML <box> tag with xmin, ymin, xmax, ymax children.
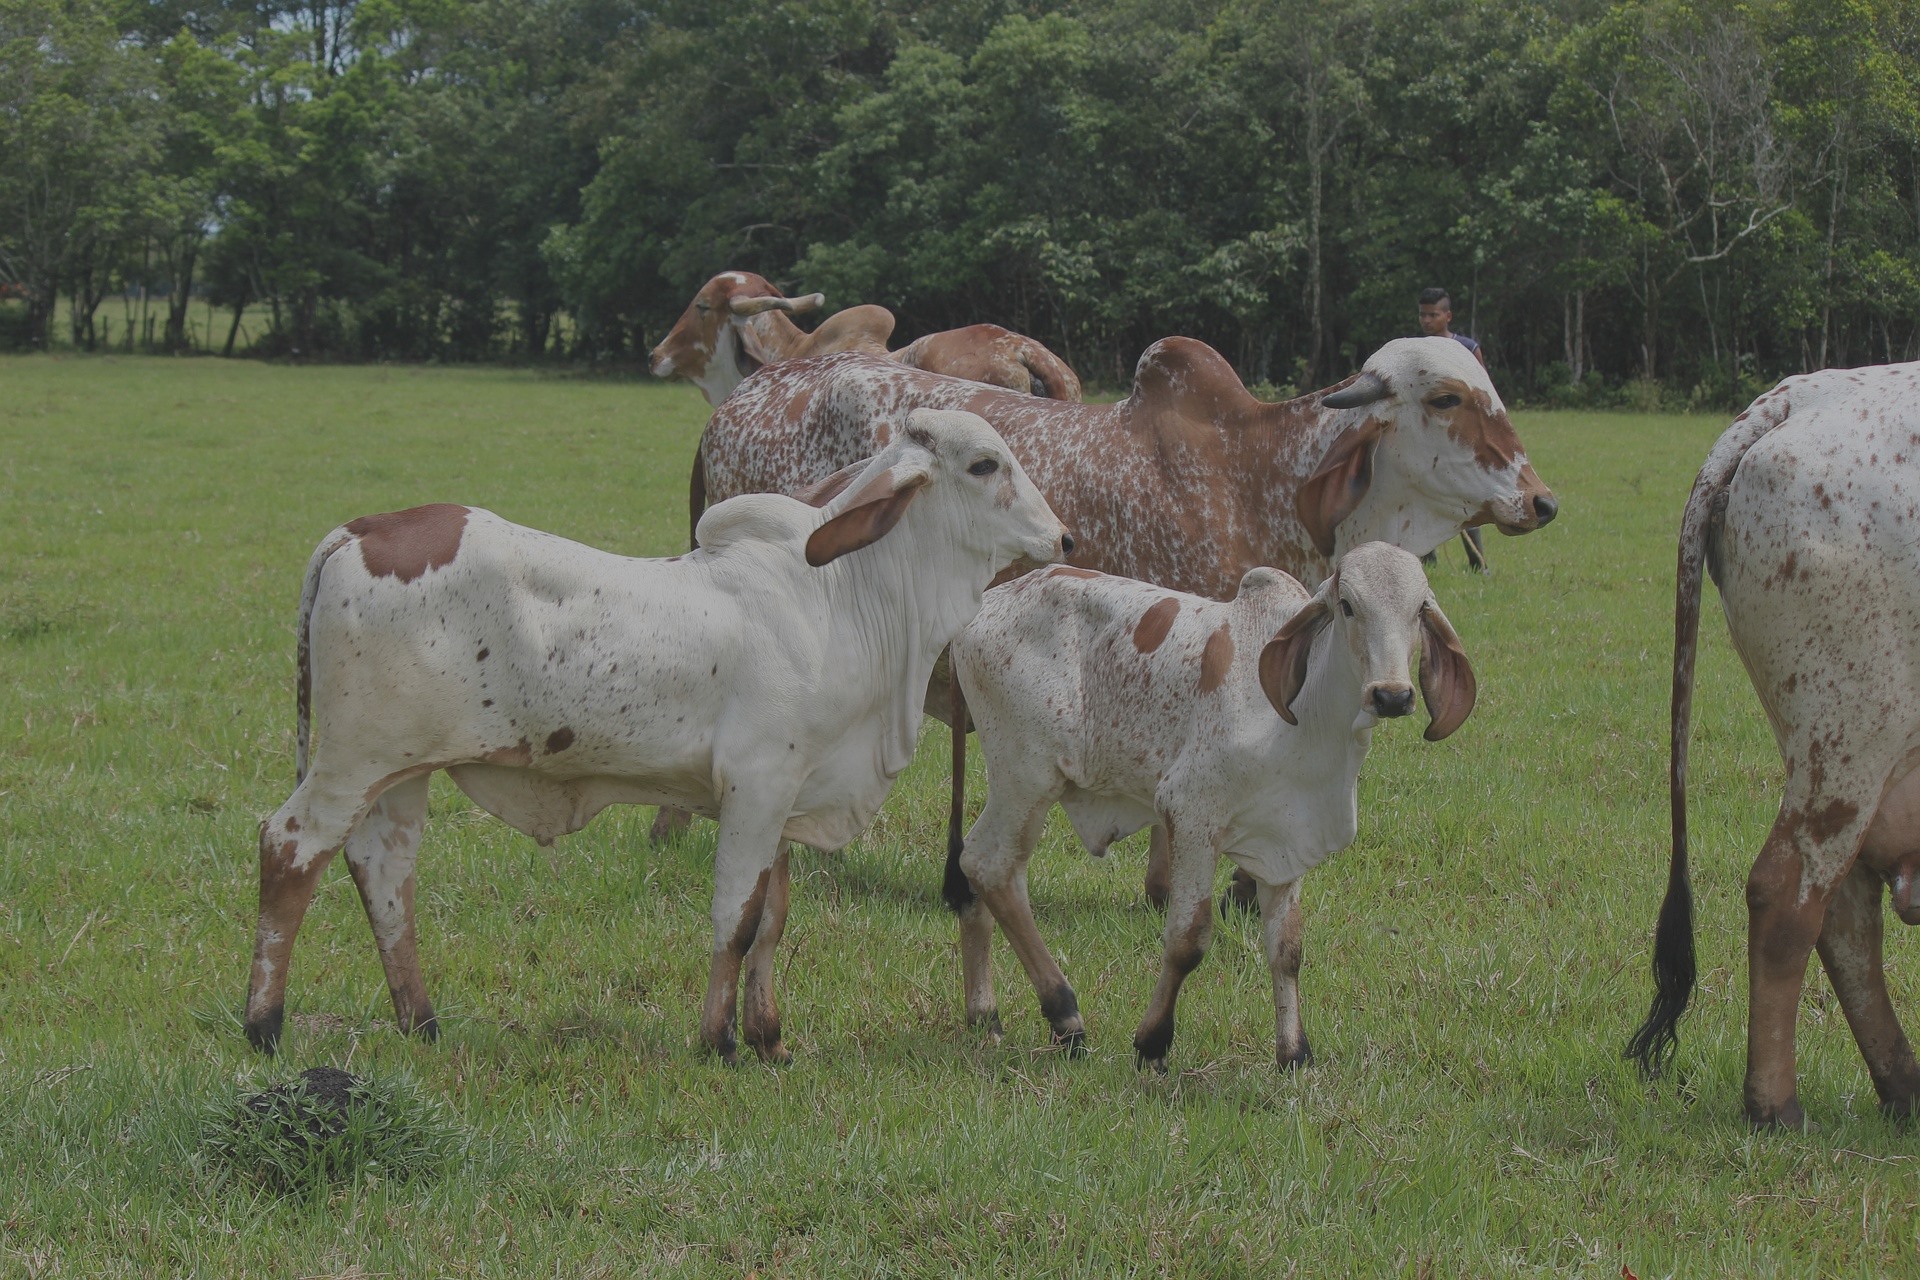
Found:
<box><xmin>1417</xmin><ymin>287</ymin><xmax>1488</xmax><ymax>571</ymax></box>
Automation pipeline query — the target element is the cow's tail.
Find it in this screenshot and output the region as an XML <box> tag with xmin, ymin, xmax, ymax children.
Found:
<box><xmin>942</xmin><ymin>654</ymin><xmax>976</xmax><ymax>914</ymax></box>
<box><xmin>1626</xmin><ymin>396</ymin><xmax>1790</xmax><ymax>1078</ymax></box>
<box><xmin>688</xmin><ymin>440</ymin><xmax>708</xmax><ymax>552</ymax></box>
<box><xmin>1018</xmin><ymin>339</ymin><xmax>1083</xmax><ymax>403</ymax></box>
<box><xmin>294</xmin><ymin>528</ymin><xmax>355</xmax><ymax>785</ymax></box>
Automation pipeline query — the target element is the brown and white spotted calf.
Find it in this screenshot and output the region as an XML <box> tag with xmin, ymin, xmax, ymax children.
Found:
<box><xmin>244</xmin><ymin>409</ymin><xmax>1069</xmax><ymax>1061</ymax></box>
<box><xmin>947</xmin><ymin>543</ymin><xmax>1476</xmax><ymax>1068</ymax></box>
<box><xmin>700</xmin><ymin>334</ymin><xmax>1553</xmax><ymax>905</ymax></box>
<box><xmin>1630</xmin><ymin>361</ymin><xmax>1920</xmax><ymax>1127</ymax></box>
<box><xmin>649</xmin><ymin>270</ymin><xmax>1081</xmax><ymax>408</ymax></box>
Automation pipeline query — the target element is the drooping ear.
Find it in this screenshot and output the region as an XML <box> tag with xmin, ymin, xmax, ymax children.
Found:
<box><xmin>1417</xmin><ymin>596</ymin><xmax>1477</xmax><ymax>741</ymax></box>
<box><xmin>793</xmin><ymin>458</ymin><xmax>872</xmax><ymax>508</ymax></box>
<box><xmin>1296</xmin><ymin>418</ymin><xmax>1385</xmax><ymax>558</ymax></box>
<box><xmin>805</xmin><ymin>466</ymin><xmax>931</xmax><ymax>566</ymax></box>
<box><xmin>1257</xmin><ymin>584</ymin><xmax>1335</xmax><ymax>725</ymax></box>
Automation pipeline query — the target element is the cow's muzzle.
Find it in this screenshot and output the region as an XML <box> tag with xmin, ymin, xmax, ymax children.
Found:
<box><xmin>1366</xmin><ymin>683</ymin><xmax>1415</xmax><ymax>718</ymax></box>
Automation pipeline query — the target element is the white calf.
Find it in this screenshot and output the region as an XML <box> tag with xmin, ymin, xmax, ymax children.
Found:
<box><xmin>245</xmin><ymin>408</ymin><xmax>1069</xmax><ymax>1063</ymax></box>
<box><xmin>946</xmin><ymin>543</ymin><xmax>1476</xmax><ymax>1069</ymax></box>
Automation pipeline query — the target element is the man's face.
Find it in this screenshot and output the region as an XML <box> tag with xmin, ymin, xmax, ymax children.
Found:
<box><xmin>1417</xmin><ymin>303</ymin><xmax>1451</xmax><ymax>337</ymax></box>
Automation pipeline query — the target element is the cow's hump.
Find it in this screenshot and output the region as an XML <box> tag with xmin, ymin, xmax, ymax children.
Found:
<box><xmin>694</xmin><ymin>493</ymin><xmax>813</xmax><ymax>552</ymax></box>
<box><xmin>1128</xmin><ymin>337</ymin><xmax>1259</xmax><ymax>426</ymax></box>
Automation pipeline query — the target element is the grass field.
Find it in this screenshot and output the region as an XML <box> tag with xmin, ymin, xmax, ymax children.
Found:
<box><xmin>1</xmin><ymin>354</ymin><xmax>1916</xmax><ymax>1277</ymax></box>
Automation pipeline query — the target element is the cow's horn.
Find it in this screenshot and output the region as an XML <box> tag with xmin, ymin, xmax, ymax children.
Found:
<box><xmin>1322</xmin><ymin>372</ymin><xmax>1391</xmax><ymax>409</ymax></box>
<box><xmin>728</xmin><ymin>292</ymin><xmax>825</xmax><ymax>317</ymax></box>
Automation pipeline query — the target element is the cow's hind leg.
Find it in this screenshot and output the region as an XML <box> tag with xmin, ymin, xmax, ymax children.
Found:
<box><xmin>650</xmin><ymin>806</ymin><xmax>694</xmax><ymax>845</ymax></box>
<box><xmin>1743</xmin><ymin>772</ymin><xmax>1885</xmax><ymax>1129</ymax></box>
<box><xmin>342</xmin><ymin>774</ymin><xmax>438</xmax><ymax>1041</ymax></box>
<box><xmin>245</xmin><ymin>776</ymin><xmax>365</xmax><ymax>1053</ymax></box>
<box><xmin>1133</xmin><ymin>819</ymin><xmax>1217</xmax><ymax>1073</ymax></box>
<box><xmin>960</xmin><ymin>780</ymin><xmax>1081</xmax><ymax>1049</ymax></box>
<box><xmin>740</xmin><ymin>848</ymin><xmax>793</xmax><ymax>1064</ymax></box>
<box><xmin>1256</xmin><ymin>876</ymin><xmax>1311</xmax><ymax>1068</ymax></box>
<box><xmin>1818</xmin><ymin>863</ymin><xmax>1920</xmax><ymax>1116</ymax></box>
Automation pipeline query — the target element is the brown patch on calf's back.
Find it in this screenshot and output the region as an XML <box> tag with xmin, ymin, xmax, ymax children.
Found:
<box><xmin>1049</xmin><ymin>565</ymin><xmax>1101</xmax><ymax>580</ymax></box>
<box><xmin>1133</xmin><ymin>598</ymin><xmax>1180</xmax><ymax>652</ymax></box>
<box><xmin>545</xmin><ymin>727</ymin><xmax>575</xmax><ymax>754</ymax></box>
<box><xmin>346</xmin><ymin>504</ymin><xmax>469</xmax><ymax>583</ymax></box>
<box><xmin>1198</xmin><ymin>623</ymin><xmax>1235</xmax><ymax>693</ymax></box>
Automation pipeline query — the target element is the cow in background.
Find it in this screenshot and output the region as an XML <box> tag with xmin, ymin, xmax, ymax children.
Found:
<box><xmin>1630</xmin><ymin>361</ymin><xmax>1920</xmax><ymax>1128</ymax></box>
<box><xmin>684</xmin><ymin>335</ymin><xmax>1556</xmax><ymax>905</ymax></box>
<box><xmin>649</xmin><ymin>271</ymin><xmax>1081</xmax><ymax>408</ymax></box>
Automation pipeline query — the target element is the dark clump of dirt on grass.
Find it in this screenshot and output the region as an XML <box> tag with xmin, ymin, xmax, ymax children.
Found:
<box><xmin>198</xmin><ymin>1066</ymin><xmax>466</xmax><ymax>1195</ymax></box>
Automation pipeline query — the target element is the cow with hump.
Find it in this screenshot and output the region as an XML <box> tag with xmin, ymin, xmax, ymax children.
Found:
<box><xmin>691</xmin><ymin>334</ymin><xmax>1556</xmax><ymax>905</ymax></box>
<box><xmin>1630</xmin><ymin>360</ymin><xmax>1920</xmax><ymax>1128</ymax></box>
<box><xmin>947</xmin><ymin>543</ymin><xmax>1476</xmax><ymax>1067</ymax></box>
<box><xmin>649</xmin><ymin>270</ymin><xmax>1083</xmax><ymax>407</ymax></box>
<box><xmin>244</xmin><ymin>409</ymin><xmax>1070</xmax><ymax>1064</ymax></box>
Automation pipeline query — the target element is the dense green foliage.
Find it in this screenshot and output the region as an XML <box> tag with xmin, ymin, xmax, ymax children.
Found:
<box><xmin>5</xmin><ymin>356</ymin><xmax>1920</xmax><ymax>1274</ymax></box>
<box><xmin>3</xmin><ymin>0</ymin><xmax>1919</xmax><ymax>398</ymax></box>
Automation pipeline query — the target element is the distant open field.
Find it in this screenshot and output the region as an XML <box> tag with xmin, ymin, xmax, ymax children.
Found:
<box><xmin>1</xmin><ymin>355</ymin><xmax>1914</xmax><ymax>1276</ymax></box>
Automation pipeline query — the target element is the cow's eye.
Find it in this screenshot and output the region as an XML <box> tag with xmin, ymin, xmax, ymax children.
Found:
<box><xmin>1340</xmin><ymin>599</ymin><xmax>1354</xmax><ymax>618</ymax></box>
<box><xmin>1428</xmin><ymin>393</ymin><xmax>1462</xmax><ymax>410</ymax></box>
<box><xmin>968</xmin><ymin>458</ymin><xmax>999</xmax><ymax>476</ymax></box>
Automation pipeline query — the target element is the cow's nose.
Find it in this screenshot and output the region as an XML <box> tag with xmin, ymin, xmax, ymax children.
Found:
<box><xmin>1532</xmin><ymin>494</ymin><xmax>1558</xmax><ymax>525</ymax></box>
<box><xmin>1370</xmin><ymin>686</ymin><xmax>1415</xmax><ymax>718</ymax></box>
<box><xmin>1060</xmin><ymin>531</ymin><xmax>1075</xmax><ymax>557</ymax></box>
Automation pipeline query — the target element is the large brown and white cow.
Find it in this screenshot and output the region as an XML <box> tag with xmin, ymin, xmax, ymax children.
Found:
<box><xmin>243</xmin><ymin>409</ymin><xmax>1069</xmax><ymax>1064</ymax></box>
<box><xmin>687</xmin><ymin>334</ymin><xmax>1556</xmax><ymax>904</ymax></box>
<box><xmin>949</xmin><ymin>544</ymin><xmax>1476</xmax><ymax>1066</ymax></box>
<box><xmin>1630</xmin><ymin>362</ymin><xmax>1920</xmax><ymax>1128</ymax></box>
<box><xmin>649</xmin><ymin>271</ymin><xmax>1082</xmax><ymax>407</ymax></box>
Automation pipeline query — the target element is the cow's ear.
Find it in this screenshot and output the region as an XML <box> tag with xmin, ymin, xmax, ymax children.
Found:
<box><xmin>805</xmin><ymin>466</ymin><xmax>931</xmax><ymax>566</ymax></box>
<box><xmin>1417</xmin><ymin>596</ymin><xmax>1477</xmax><ymax>741</ymax></box>
<box><xmin>732</xmin><ymin>313</ymin><xmax>782</xmax><ymax>368</ymax></box>
<box><xmin>1258</xmin><ymin>586</ymin><xmax>1334</xmax><ymax>725</ymax></box>
<box><xmin>794</xmin><ymin>458</ymin><xmax>871</xmax><ymax>508</ymax></box>
<box><xmin>1296</xmin><ymin>418</ymin><xmax>1385</xmax><ymax>558</ymax></box>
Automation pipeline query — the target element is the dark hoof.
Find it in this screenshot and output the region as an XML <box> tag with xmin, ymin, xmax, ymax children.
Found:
<box><xmin>1746</xmin><ymin>1098</ymin><xmax>1808</xmax><ymax>1131</ymax></box>
<box><xmin>244</xmin><ymin>1007</ymin><xmax>283</xmax><ymax>1055</ymax></box>
<box><xmin>1143</xmin><ymin>885</ymin><xmax>1170</xmax><ymax>913</ymax></box>
<box><xmin>1135</xmin><ymin>1053</ymin><xmax>1169</xmax><ymax>1075</ymax></box>
<box><xmin>751</xmin><ymin>1040</ymin><xmax>792</xmax><ymax>1066</ymax></box>
<box><xmin>969</xmin><ymin>1012</ymin><xmax>1005</xmax><ymax>1042</ymax></box>
<box><xmin>404</xmin><ymin>1012</ymin><xmax>440</xmax><ymax>1042</ymax></box>
<box><xmin>1279</xmin><ymin>1036</ymin><xmax>1314</xmax><ymax>1070</ymax></box>
<box><xmin>1053</xmin><ymin>1028</ymin><xmax>1087</xmax><ymax>1058</ymax></box>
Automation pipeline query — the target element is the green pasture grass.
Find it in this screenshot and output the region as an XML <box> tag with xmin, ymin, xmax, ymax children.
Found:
<box><xmin>0</xmin><ymin>354</ymin><xmax>1915</xmax><ymax>1276</ymax></box>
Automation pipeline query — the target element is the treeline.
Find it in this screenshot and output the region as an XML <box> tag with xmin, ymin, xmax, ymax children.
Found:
<box><xmin>3</xmin><ymin>0</ymin><xmax>1917</xmax><ymax>403</ymax></box>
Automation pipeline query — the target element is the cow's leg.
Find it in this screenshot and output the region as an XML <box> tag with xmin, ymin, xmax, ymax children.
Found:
<box><xmin>1143</xmin><ymin>823</ymin><xmax>1172</xmax><ymax>911</ymax></box>
<box><xmin>649</xmin><ymin>806</ymin><xmax>693</xmax><ymax>845</ymax></box>
<box><xmin>739</xmin><ymin>847</ymin><xmax>793</xmax><ymax>1064</ymax></box>
<box><xmin>1133</xmin><ymin>821</ymin><xmax>1217</xmax><ymax>1073</ymax></box>
<box><xmin>960</xmin><ymin>783</ymin><xmax>1081</xmax><ymax>1048</ymax></box>
<box><xmin>341</xmin><ymin>774</ymin><xmax>437</xmax><ymax>1041</ymax></box>
<box><xmin>244</xmin><ymin>771</ymin><xmax>370</xmax><ymax>1053</ymax></box>
<box><xmin>1816</xmin><ymin>861</ymin><xmax>1920</xmax><ymax>1115</ymax></box>
<box><xmin>1744</xmin><ymin>815</ymin><xmax>1846</xmax><ymax>1129</ymax></box>
<box><xmin>1255</xmin><ymin>876</ymin><xmax>1311</xmax><ymax>1069</ymax></box>
<box><xmin>1219</xmin><ymin>867</ymin><xmax>1260</xmax><ymax>915</ymax></box>
<box><xmin>701</xmin><ymin>799</ymin><xmax>788</xmax><ymax>1064</ymax></box>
